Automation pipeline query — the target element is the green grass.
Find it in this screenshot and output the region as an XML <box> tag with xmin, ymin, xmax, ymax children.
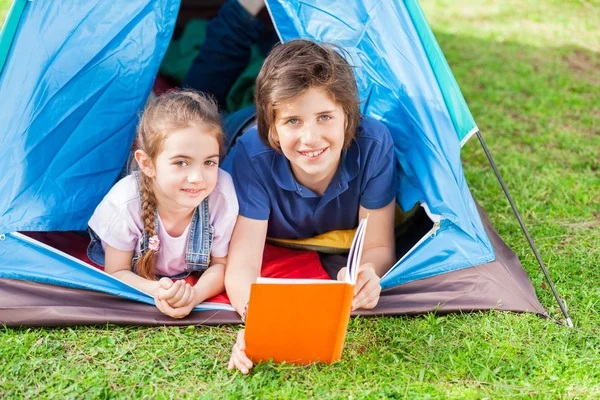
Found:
<box><xmin>0</xmin><ymin>0</ymin><xmax>12</xmax><ymax>31</ymax></box>
<box><xmin>2</xmin><ymin>0</ymin><xmax>600</xmax><ymax>398</ymax></box>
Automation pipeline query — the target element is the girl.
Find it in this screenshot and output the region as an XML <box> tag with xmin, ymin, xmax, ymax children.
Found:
<box><xmin>226</xmin><ymin>40</ymin><xmax>397</xmax><ymax>372</ymax></box>
<box><xmin>87</xmin><ymin>90</ymin><xmax>239</xmax><ymax>319</ymax></box>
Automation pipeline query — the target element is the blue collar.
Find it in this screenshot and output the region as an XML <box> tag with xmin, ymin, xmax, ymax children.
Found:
<box><xmin>271</xmin><ymin>140</ymin><xmax>361</xmax><ymax>199</ymax></box>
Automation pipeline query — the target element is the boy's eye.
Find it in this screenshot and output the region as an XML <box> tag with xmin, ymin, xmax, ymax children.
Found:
<box><xmin>318</xmin><ymin>115</ymin><xmax>332</xmax><ymax>122</ymax></box>
<box><xmin>286</xmin><ymin>118</ymin><xmax>300</xmax><ymax>125</ymax></box>
<box><xmin>175</xmin><ymin>160</ymin><xmax>188</xmax><ymax>167</ymax></box>
<box><xmin>205</xmin><ymin>160</ymin><xmax>218</xmax><ymax>167</ymax></box>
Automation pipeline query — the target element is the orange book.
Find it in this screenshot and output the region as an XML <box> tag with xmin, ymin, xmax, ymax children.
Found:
<box><xmin>244</xmin><ymin>218</ymin><xmax>368</xmax><ymax>365</ymax></box>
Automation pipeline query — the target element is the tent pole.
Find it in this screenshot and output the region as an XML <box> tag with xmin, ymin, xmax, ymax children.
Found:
<box><xmin>475</xmin><ymin>131</ymin><xmax>573</xmax><ymax>328</ymax></box>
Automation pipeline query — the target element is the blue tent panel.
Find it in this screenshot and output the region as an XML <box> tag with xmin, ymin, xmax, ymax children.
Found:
<box><xmin>403</xmin><ymin>1</ymin><xmax>478</xmax><ymax>145</ymax></box>
<box><xmin>0</xmin><ymin>233</ymin><xmax>232</xmax><ymax>312</ymax></box>
<box><xmin>0</xmin><ymin>0</ymin><xmax>180</xmax><ymax>234</ymax></box>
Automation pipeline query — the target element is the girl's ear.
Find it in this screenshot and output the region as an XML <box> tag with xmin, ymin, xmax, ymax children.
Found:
<box><xmin>134</xmin><ymin>150</ymin><xmax>155</xmax><ymax>178</ymax></box>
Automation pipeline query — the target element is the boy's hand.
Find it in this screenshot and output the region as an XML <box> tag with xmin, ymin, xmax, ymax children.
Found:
<box><xmin>337</xmin><ymin>264</ymin><xmax>382</xmax><ymax>310</ymax></box>
<box><xmin>228</xmin><ymin>329</ymin><xmax>253</xmax><ymax>374</ymax></box>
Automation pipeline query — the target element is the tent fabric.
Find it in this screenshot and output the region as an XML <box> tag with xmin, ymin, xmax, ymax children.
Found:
<box><xmin>0</xmin><ymin>207</ymin><xmax>546</xmax><ymax>327</ymax></box>
<box><xmin>0</xmin><ymin>231</ymin><xmax>328</xmax><ymax>311</ymax></box>
<box><xmin>0</xmin><ymin>0</ymin><xmax>546</xmax><ymax>327</ymax></box>
<box><xmin>0</xmin><ymin>0</ymin><xmax>180</xmax><ymax>234</ymax></box>
<box><xmin>0</xmin><ymin>0</ymin><xmax>496</xmax><ymax>287</ymax></box>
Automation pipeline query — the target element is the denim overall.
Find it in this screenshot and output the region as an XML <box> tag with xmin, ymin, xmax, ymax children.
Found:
<box><xmin>87</xmin><ymin>171</ymin><xmax>214</xmax><ymax>279</ymax></box>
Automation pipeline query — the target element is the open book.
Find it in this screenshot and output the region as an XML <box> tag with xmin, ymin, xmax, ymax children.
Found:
<box><xmin>244</xmin><ymin>217</ymin><xmax>368</xmax><ymax>365</ymax></box>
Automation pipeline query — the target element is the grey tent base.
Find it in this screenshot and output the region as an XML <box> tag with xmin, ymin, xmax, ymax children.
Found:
<box><xmin>0</xmin><ymin>205</ymin><xmax>546</xmax><ymax>328</ymax></box>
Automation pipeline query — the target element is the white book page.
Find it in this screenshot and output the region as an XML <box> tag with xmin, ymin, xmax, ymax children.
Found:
<box><xmin>256</xmin><ymin>277</ymin><xmax>344</xmax><ymax>284</ymax></box>
<box><xmin>345</xmin><ymin>217</ymin><xmax>368</xmax><ymax>284</ymax></box>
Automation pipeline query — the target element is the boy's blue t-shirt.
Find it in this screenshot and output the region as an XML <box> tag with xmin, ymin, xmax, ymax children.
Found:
<box><xmin>229</xmin><ymin>116</ymin><xmax>397</xmax><ymax>239</ymax></box>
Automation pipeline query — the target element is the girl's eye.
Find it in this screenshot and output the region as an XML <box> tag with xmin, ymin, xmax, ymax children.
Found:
<box><xmin>286</xmin><ymin>118</ymin><xmax>300</xmax><ymax>125</ymax></box>
<box><xmin>318</xmin><ymin>115</ymin><xmax>332</xmax><ymax>122</ymax></box>
<box><xmin>205</xmin><ymin>160</ymin><xmax>218</xmax><ymax>167</ymax></box>
<box><xmin>175</xmin><ymin>161</ymin><xmax>188</xmax><ymax>167</ymax></box>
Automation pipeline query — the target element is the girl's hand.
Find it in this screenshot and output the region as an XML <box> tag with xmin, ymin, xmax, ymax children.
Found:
<box><xmin>159</xmin><ymin>280</ymin><xmax>195</xmax><ymax>308</ymax></box>
<box><xmin>155</xmin><ymin>277</ymin><xmax>174</xmax><ymax>294</ymax></box>
<box><xmin>227</xmin><ymin>329</ymin><xmax>253</xmax><ymax>374</ymax></box>
<box><xmin>154</xmin><ymin>294</ymin><xmax>195</xmax><ymax>319</ymax></box>
<box><xmin>337</xmin><ymin>264</ymin><xmax>382</xmax><ymax>310</ymax></box>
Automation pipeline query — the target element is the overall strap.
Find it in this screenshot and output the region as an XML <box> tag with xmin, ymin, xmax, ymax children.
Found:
<box><xmin>132</xmin><ymin>170</ymin><xmax>212</xmax><ymax>272</ymax></box>
<box><xmin>184</xmin><ymin>197</ymin><xmax>213</xmax><ymax>271</ymax></box>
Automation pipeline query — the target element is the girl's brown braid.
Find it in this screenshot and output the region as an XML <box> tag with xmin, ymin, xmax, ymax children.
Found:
<box><xmin>135</xmin><ymin>173</ymin><xmax>158</xmax><ymax>280</ymax></box>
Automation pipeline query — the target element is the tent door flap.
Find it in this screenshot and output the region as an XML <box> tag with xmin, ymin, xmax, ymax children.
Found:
<box><xmin>382</xmin><ymin>202</ymin><xmax>446</xmax><ymax>280</ymax></box>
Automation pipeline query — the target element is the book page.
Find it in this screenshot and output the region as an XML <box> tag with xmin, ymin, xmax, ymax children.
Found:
<box><xmin>345</xmin><ymin>217</ymin><xmax>368</xmax><ymax>284</ymax></box>
<box><xmin>256</xmin><ymin>277</ymin><xmax>344</xmax><ymax>284</ymax></box>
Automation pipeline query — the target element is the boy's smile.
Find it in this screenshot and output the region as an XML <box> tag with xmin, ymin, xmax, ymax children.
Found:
<box><xmin>275</xmin><ymin>87</ymin><xmax>346</xmax><ymax>196</ymax></box>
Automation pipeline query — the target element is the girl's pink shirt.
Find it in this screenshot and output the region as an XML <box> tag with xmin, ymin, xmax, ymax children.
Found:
<box><xmin>88</xmin><ymin>169</ymin><xmax>239</xmax><ymax>277</ymax></box>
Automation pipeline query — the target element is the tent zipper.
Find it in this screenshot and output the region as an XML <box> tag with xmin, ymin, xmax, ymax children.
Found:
<box><xmin>382</xmin><ymin>203</ymin><xmax>445</xmax><ymax>279</ymax></box>
<box><xmin>420</xmin><ymin>202</ymin><xmax>443</xmax><ymax>238</ymax></box>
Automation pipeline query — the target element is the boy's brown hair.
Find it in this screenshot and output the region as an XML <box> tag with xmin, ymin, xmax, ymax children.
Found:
<box><xmin>254</xmin><ymin>39</ymin><xmax>361</xmax><ymax>151</ymax></box>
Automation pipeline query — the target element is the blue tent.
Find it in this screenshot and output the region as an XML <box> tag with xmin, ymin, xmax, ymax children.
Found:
<box><xmin>0</xmin><ymin>0</ymin><xmax>561</xmax><ymax>326</ymax></box>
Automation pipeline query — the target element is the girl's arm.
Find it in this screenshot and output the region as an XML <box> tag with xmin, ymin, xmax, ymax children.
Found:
<box><xmin>105</xmin><ymin>245</ymin><xmax>192</xmax><ymax>318</ymax></box>
<box><xmin>191</xmin><ymin>257</ymin><xmax>227</xmax><ymax>304</ymax></box>
<box><xmin>337</xmin><ymin>199</ymin><xmax>396</xmax><ymax>309</ymax></box>
<box><xmin>224</xmin><ymin>215</ymin><xmax>268</xmax><ymax>316</ymax></box>
<box><xmin>104</xmin><ymin>245</ymin><xmax>162</xmax><ymax>296</ymax></box>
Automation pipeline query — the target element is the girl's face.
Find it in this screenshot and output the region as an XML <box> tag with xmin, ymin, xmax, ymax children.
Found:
<box><xmin>274</xmin><ymin>87</ymin><xmax>346</xmax><ymax>194</ymax></box>
<box><xmin>147</xmin><ymin>125</ymin><xmax>220</xmax><ymax>214</ymax></box>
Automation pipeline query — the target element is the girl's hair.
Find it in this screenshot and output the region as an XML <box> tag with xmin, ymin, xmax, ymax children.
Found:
<box><xmin>133</xmin><ymin>89</ymin><xmax>223</xmax><ymax>280</ymax></box>
<box><xmin>255</xmin><ymin>39</ymin><xmax>361</xmax><ymax>151</ymax></box>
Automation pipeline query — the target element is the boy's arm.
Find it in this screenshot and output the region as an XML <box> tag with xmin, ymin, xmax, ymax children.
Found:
<box><xmin>358</xmin><ymin>199</ymin><xmax>396</xmax><ymax>276</ymax></box>
<box><xmin>224</xmin><ymin>215</ymin><xmax>268</xmax><ymax>316</ymax></box>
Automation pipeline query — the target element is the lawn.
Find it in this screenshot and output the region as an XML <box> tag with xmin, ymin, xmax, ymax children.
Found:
<box><xmin>1</xmin><ymin>0</ymin><xmax>600</xmax><ymax>398</ymax></box>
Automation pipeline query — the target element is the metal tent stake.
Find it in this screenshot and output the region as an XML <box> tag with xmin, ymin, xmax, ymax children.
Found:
<box><xmin>476</xmin><ymin>131</ymin><xmax>573</xmax><ymax>328</ymax></box>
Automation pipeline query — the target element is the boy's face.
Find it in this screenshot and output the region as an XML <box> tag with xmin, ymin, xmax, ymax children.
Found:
<box><xmin>274</xmin><ymin>87</ymin><xmax>346</xmax><ymax>194</ymax></box>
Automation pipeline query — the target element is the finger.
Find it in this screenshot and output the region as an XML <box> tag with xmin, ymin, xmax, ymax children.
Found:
<box><xmin>353</xmin><ymin>283</ymin><xmax>381</xmax><ymax>310</ymax></box>
<box><xmin>354</xmin><ymin>265</ymin><xmax>378</xmax><ymax>295</ymax></box>
<box><xmin>170</xmin><ymin>284</ymin><xmax>194</xmax><ymax>308</ymax></box>
<box><xmin>158</xmin><ymin>277</ymin><xmax>174</xmax><ymax>290</ymax></box>
<box><xmin>167</xmin><ymin>281</ymin><xmax>187</xmax><ymax>304</ymax></box>
<box><xmin>352</xmin><ymin>274</ymin><xmax>380</xmax><ymax>307</ymax></box>
<box><xmin>354</xmin><ymin>280</ymin><xmax>380</xmax><ymax>308</ymax></box>
<box><xmin>160</xmin><ymin>279</ymin><xmax>183</xmax><ymax>300</ymax></box>
<box><xmin>232</xmin><ymin>348</ymin><xmax>253</xmax><ymax>374</ymax></box>
<box><xmin>336</xmin><ymin>267</ymin><xmax>347</xmax><ymax>281</ymax></box>
<box><xmin>168</xmin><ymin>283</ymin><xmax>188</xmax><ymax>307</ymax></box>
<box><xmin>155</xmin><ymin>296</ymin><xmax>177</xmax><ymax>318</ymax></box>
<box><xmin>180</xmin><ymin>284</ymin><xmax>196</xmax><ymax>307</ymax></box>
<box><xmin>235</xmin><ymin>345</ymin><xmax>253</xmax><ymax>370</ymax></box>
<box><xmin>232</xmin><ymin>331</ymin><xmax>253</xmax><ymax>370</ymax></box>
